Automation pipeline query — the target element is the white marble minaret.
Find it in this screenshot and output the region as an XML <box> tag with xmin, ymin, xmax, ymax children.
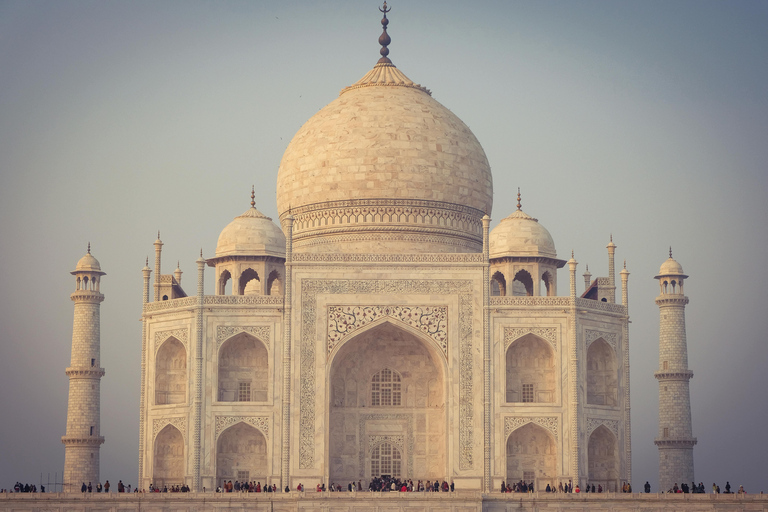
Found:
<box><xmin>62</xmin><ymin>244</ymin><xmax>106</xmax><ymax>492</ymax></box>
<box><xmin>654</xmin><ymin>249</ymin><xmax>696</xmax><ymax>492</ymax></box>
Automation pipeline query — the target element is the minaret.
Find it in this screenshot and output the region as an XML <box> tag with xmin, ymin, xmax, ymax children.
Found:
<box><xmin>583</xmin><ymin>264</ymin><xmax>592</xmax><ymax>293</ymax></box>
<box><xmin>62</xmin><ymin>244</ymin><xmax>106</xmax><ymax>492</ymax></box>
<box><xmin>606</xmin><ymin>235</ymin><xmax>617</xmax><ymax>303</ymax></box>
<box><xmin>654</xmin><ymin>248</ymin><xmax>696</xmax><ymax>492</ymax></box>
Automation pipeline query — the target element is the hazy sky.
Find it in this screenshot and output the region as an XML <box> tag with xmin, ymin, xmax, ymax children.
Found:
<box><xmin>1</xmin><ymin>0</ymin><xmax>767</xmax><ymax>492</ymax></box>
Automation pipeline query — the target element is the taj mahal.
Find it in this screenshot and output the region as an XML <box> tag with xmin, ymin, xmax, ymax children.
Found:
<box><xmin>56</xmin><ymin>4</ymin><xmax>706</xmax><ymax>504</ymax></box>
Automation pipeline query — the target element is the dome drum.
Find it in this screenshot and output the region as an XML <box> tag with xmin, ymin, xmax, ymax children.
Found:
<box><xmin>285</xmin><ymin>198</ymin><xmax>485</xmax><ymax>253</ymax></box>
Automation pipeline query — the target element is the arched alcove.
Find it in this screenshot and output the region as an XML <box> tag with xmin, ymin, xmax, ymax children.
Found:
<box><xmin>588</xmin><ymin>425</ymin><xmax>618</xmax><ymax>492</ymax></box>
<box><xmin>506</xmin><ymin>334</ymin><xmax>556</xmax><ymax>403</ymax></box>
<box><xmin>506</xmin><ymin>423</ymin><xmax>557</xmax><ymax>488</ymax></box>
<box><xmin>587</xmin><ymin>339</ymin><xmax>617</xmax><ymax>406</ymax></box>
<box><xmin>218</xmin><ymin>332</ymin><xmax>268</xmax><ymax>402</ymax></box>
<box><xmin>155</xmin><ymin>338</ymin><xmax>187</xmax><ymax>405</ymax></box>
<box><xmin>153</xmin><ymin>425</ymin><xmax>184</xmax><ymax>487</ymax></box>
<box><xmin>239</xmin><ymin>268</ymin><xmax>260</xmax><ymax>295</ymax></box>
<box><xmin>218</xmin><ymin>270</ymin><xmax>232</xmax><ymax>295</ymax></box>
<box><xmin>267</xmin><ymin>270</ymin><xmax>282</xmax><ymax>295</ymax></box>
<box><xmin>491</xmin><ymin>271</ymin><xmax>506</xmax><ymax>296</ymax></box>
<box><xmin>541</xmin><ymin>271</ymin><xmax>553</xmax><ymax>296</ymax></box>
<box><xmin>328</xmin><ymin>321</ymin><xmax>446</xmax><ymax>485</ymax></box>
<box><xmin>512</xmin><ymin>270</ymin><xmax>533</xmax><ymax>296</ymax></box>
<box><xmin>216</xmin><ymin>422</ymin><xmax>267</xmax><ymax>486</ymax></box>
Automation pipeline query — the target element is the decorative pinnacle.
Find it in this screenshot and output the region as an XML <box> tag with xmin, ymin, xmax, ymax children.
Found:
<box><xmin>87</xmin><ymin>242</ymin><xmax>91</xmax><ymax>254</ymax></box>
<box><xmin>610</xmin><ymin>234</ymin><xmax>613</xmax><ymax>242</ymax></box>
<box><xmin>145</xmin><ymin>257</ymin><xmax>149</xmax><ymax>266</ymax></box>
<box><xmin>571</xmin><ymin>250</ymin><xmax>574</xmax><ymax>258</ymax></box>
<box><xmin>377</xmin><ymin>2</ymin><xmax>392</xmax><ymax>64</ymax></box>
<box><xmin>200</xmin><ymin>249</ymin><xmax>203</xmax><ymax>257</ymax></box>
<box><xmin>516</xmin><ymin>188</ymin><xmax>522</xmax><ymax>210</ymax></box>
<box><xmin>669</xmin><ymin>246</ymin><xmax>673</xmax><ymax>258</ymax></box>
<box><xmin>250</xmin><ymin>186</ymin><xmax>255</xmax><ymax>208</ymax></box>
<box><xmin>624</xmin><ymin>259</ymin><xmax>627</xmax><ymax>269</ymax></box>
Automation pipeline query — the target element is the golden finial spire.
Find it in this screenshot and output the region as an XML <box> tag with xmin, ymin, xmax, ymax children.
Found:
<box><xmin>516</xmin><ymin>188</ymin><xmax>522</xmax><ymax>210</ymax></box>
<box><xmin>624</xmin><ymin>259</ymin><xmax>627</xmax><ymax>269</ymax></box>
<box><xmin>669</xmin><ymin>246</ymin><xmax>673</xmax><ymax>258</ymax></box>
<box><xmin>250</xmin><ymin>186</ymin><xmax>255</xmax><ymax>208</ymax></box>
<box><xmin>377</xmin><ymin>2</ymin><xmax>392</xmax><ymax>64</ymax></box>
<box><xmin>87</xmin><ymin>242</ymin><xmax>91</xmax><ymax>254</ymax></box>
<box><xmin>145</xmin><ymin>256</ymin><xmax>149</xmax><ymax>266</ymax></box>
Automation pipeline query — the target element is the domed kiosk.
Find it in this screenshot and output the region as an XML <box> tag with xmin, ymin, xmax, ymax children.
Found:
<box><xmin>489</xmin><ymin>191</ymin><xmax>565</xmax><ymax>296</ymax></box>
<box><xmin>206</xmin><ymin>188</ymin><xmax>286</xmax><ymax>296</ymax></box>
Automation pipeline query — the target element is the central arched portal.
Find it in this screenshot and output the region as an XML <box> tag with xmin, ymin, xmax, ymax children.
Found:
<box><xmin>328</xmin><ymin>321</ymin><xmax>446</xmax><ymax>485</ymax></box>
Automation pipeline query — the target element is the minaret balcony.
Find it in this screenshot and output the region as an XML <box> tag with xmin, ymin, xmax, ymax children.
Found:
<box><xmin>654</xmin><ymin>437</ymin><xmax>697</xmax><ymax>447</ymax></box>
<box><xmin>65</xmin><ymin>367</ymin><xmax>106</xmax><ymax>378</ymax></box>
<box><xmin>61</xmin><ymin>435</ymin><xmax>105</xmax><ymax>446</ymax></box>
<box><xmin>654</xmin><ymin>369</ymin><xmax>693</xmax><ymax>380</ymax></box>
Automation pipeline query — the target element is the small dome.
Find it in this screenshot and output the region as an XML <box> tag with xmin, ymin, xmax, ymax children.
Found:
<box><xmin>489</xmin><ymin>209</ymin><xmax>557</xmax><ymax>259</ymax></box>
<box><xmin>215</xmin><ymin>206</ymin><xmax>286</xmax><ymax>258</ymax></box>
<box><xmin>658</xmin><ymin>256</ymin><xmax>684</xmax><ymax>275</ymax></box>
<box><xmin>74</xmin><ymin>245</ymin><xmax>103</xmax><ymax>273</ymax></box>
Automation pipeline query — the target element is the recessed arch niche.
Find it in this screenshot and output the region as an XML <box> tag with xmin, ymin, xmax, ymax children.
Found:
<box><xmin>328</xmin><ymin>321</ymin><xmax>446</xmax><ymax>484</ymax></box>
<box><xmin>506</xmin><ymin>423</ymin><xmax>557</xmax><ymax>489</ymax></box>
<box><xmin>216</xmin><ymin>422</ymin><xmax>268</xmax><ymax>487</ymax></box>
<box><xmin>218</xmin><ymin>332</ymin><xmax>268</xmax><ymax>402</ymax></box>
<box><xmin>155</xmin><ymin>337</ymin><xmax>187</xmax><ymax>405</ymax></box>
<box><xmin>153</xmin><ymin>425</ymin><xmax>184</xmax><ymax>487</ymax></box>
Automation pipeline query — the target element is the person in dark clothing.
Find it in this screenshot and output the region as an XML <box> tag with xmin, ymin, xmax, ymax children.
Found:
<box><xmin>644</xmin><ymin>481</ymin><xmax>651</xmax><ymax>493</ymax></box>
<box><xmin>81</xmin><ymin>483</ymin><xmax>87</xmax><ymax>493</ymax></box>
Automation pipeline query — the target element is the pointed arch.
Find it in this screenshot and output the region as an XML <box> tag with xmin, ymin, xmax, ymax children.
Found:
<box><xmin>328</xmin><ymin>315</ymin><xmax>448</xmax><ymax>365</ymax></box>
<box><xmin>588</xmin><ymin>425</ymin><xmax>619</xmax><ymax>492</ymax></box>
<box><xmin>587</xmin><ymin>338</ymin><xmax>618</xmax><ymax>406</ymax></box>
<box><xmin>239</xmin><ymin>268</ymin><xmax>260</xmax><ymax>295</ymax></box>
<box><xmin>328</xmin><ymin>321</ymin><xmax>446</xmax><ymax>485</ymax></box>
<box><xmin>512</xmin><ymin>269</ymin><xmax>533</xmax><ymax>296</ymax></box>
<box><xmin>267</xmin><ymin>270</ymin><xmax>282</xmax><ymax>295</ymax></box>
<box><xmin>218</xmin><ymin>269</ymin><xmax>232</xmax><ymax>295</ymax></box>
<box><xmin>491</xmin><ymin>271</ymin><xmax>506</xmax><ymax>296</ymax></box>
<box><xmin>155</xmin><ymin>337</ymin><xmax>187</xmax><ymax>405</ymax></box>
<box><xmin>215</xmin><ymin>422</ymin><xmax>268</xmax><ymax>486</ymax></box>
<box><xmin>506</xmin><ymin>333</ymin><xmax>556</xmax><ymax>403</ymax></box>
<box><xmin>153</xmin><ymin>425</ymin><xmax>184</xmax><ymax>487</ymax></box>
<box><xmin>541</xmin><ymin>270</ymin><xmax>553</xmax><ymax>296</ymax></box>
<box><xmin>506</xmin><ymin>423</ymin><xmax>557</xmax><ymax>489</ymax></box>
<box><xmin>218</xmin><ymin>332</ymin><xmax>269</xmax><ymax>402</ymax></box>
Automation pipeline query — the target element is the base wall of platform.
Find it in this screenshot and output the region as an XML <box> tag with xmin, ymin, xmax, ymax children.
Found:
<box><xmin>1</xmin><ymin>492</ymin><xmax>766</xmax><ymax>512</ymax></box>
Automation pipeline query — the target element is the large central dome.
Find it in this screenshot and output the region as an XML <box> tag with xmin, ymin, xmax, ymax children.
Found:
<box><xmin>276</xmin><ymin>19</ymin><xmax>493</xmax><ymax>254</ymax></box>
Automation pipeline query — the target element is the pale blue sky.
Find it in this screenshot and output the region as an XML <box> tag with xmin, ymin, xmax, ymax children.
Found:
<box><xmin>1</xmin><ymin>0</ymin><xmax>767</xmax><ymax>492</ymax></box>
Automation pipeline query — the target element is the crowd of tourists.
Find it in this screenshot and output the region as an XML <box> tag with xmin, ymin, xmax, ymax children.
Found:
<box><xmin>2</xmin><ymin>478</ymin><xmax>753</xmax><ymax>495</ymax></box>
<box><xmin>661</xmin><ymin>481</ymin><xmax>746</xmax><ymax>494</ymax></box>
<box><xmin>3</xmin><ymin>482</ymin><xmax>44</xmax><ymax>493</ymax></box>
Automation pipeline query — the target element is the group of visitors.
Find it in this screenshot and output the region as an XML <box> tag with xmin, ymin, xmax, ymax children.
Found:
<box><xmin>217</xmin><ymin>480</ymin><xmax>277</xmax><ymax>493</ymax></box>
<box><xmin>80</xmin><ymin>480</ymin><xmax>133</xmax><ymax>493</ymax></box>
<box><xmin>501</xmin><ymin>480</ymin><xmax>536</xmax><ymax>493</ymax></box>
<box><xmin>148</xmin><ymin>483</ymin><xmax>190</xmax><ymax>492</ymax></box>
<box><xmin>5</xmin><ymin>482</ymin><xmax>43</xmax><ymax>493</ymax></box>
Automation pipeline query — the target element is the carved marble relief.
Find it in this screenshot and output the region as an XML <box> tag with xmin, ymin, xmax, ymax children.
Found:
<box><xmin>327</xmin><ymin>305</ymin><xmax>447</xmax><ymax>355</ymax></box>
